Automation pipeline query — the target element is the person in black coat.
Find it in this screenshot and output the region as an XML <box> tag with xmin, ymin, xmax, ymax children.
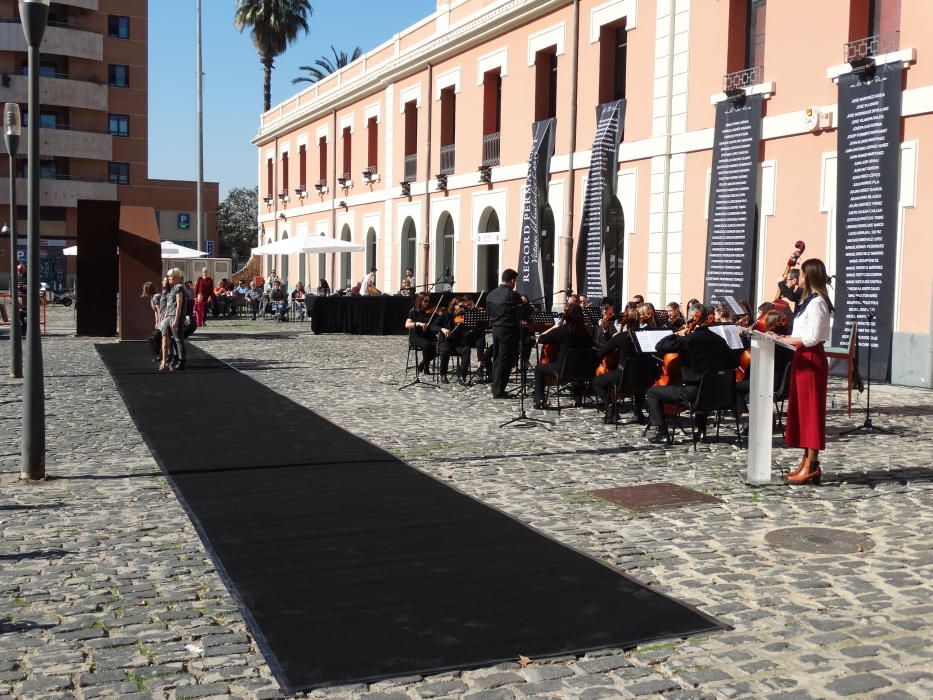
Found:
<box><xmin>645</xmin><ymin>303</ymin><xmax>737</xmax><ymax>444</ymax></box>
<box><xmin>592</xmin><ymin>308</ymin><xmax>643</xmax><ymax>423</ymax></box>
<box><xmin>532</xmin><ymin>304</ymin><xmax>594</xmax><ymax>408</ymax></box>
<box><xmin>485</xmin><ymin>269</ymin><xmax>528</xmax><ymax>398</ymax></box>
<box><xmin>405</xmin><ymin>293</ymin><xmax>443</xmax><ymax>373</ymax></box>
<box><xmin>777</xmin><ymin>268</ymin><xmax>803</xmax><ymax>311</ymax></box>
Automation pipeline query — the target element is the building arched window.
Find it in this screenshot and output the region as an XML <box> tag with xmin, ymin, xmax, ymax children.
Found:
<box><xmin>279</xmin><ymin>232</ymin><xmax>289</xmax><ymax>287</ymax></box>
<box><xmin>476</xmin><ymin>206</ymin><xmax>500</xmax><ymax>292</ymax></box>
<box><xmin>400</xmin><ymin>217</ymin><xmax>417</xmax><ymax>284</ymax></box>
<box><xmin>339</xmin><ymin>225</ymin><xmax>352</xmax><ymax>289</ymax></box>
<box><xmin>434</xmin><ymin>212</ymin><xmax>455</xmax><ymax>291</ymax></box>
<box><xmin>365</xmin><ymin>228</ymin><xmax>377</xmax><ymax>272</ymax></box>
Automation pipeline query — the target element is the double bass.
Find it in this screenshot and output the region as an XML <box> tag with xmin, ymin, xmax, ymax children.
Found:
<box><xmin>755</xmin><ymin>240</ymin><xmax>805</xmax><ymax>332</ymax></box>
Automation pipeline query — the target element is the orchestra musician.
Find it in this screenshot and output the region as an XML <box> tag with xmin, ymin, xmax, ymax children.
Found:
<box><xmin>637</xmin><ymin>303</ymin><xmax>658</xmax><ymax>330</ymax></box>
<box><xmin>645</xmin><ymin>302</ymin><xmax>739</xmax><ymax>445</ymax></box>
<box><xmin>438</xmin><ymin>296</ymin><xmax>486</xmax><ymax>385</ymax></box>
<box><xmin>713</xmin><ymin>302</ymin><xmax>734</xmax><ymax>324</ymax></box>
<box><xmin>532</xmin><ymin>303</ymin><xmax>593</xmax><ymax>409</ymax></box>
<box><xmin>773</xmin><ymin>258</ymin><xmax>832</xmax><ymax>486</ymax></box>
<box><xmin>666</xmin><ymin>302</ymin><xmax>686</xmax><ymax>332</ymax></box>
<box><xmin>592</xmin><ymin>308</ymin><xmax>643</xmax><ymax>424</ymax></box>
<box><xmin>777</xmin><ymin>268</ymin><xmax>803</xmax><ymax>312</ymax></box>
<box><xmin>405</xmin><ymin>292</ymin><xmax>442</xmax><ymax>373</ymax></box>
<box><xmin>485</xmin><ymin>269</ymin><xmax>527</xmax><ymax>398</ymax></box>
<box><xmin>595</xmin><ymin>297</ymin><xmax>618</xmax><ymax>344</ymax></box>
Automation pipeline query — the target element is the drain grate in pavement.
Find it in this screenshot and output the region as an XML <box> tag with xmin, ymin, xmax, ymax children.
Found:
<box><xmin>765</xmin><ymin>527</ymin><xmax>874</xmax><ymax>554</ymax></box>
<box><xmin>589</xmin><ymin>483</ymin><xmax>723</xmax><ymax>512</ymax></box>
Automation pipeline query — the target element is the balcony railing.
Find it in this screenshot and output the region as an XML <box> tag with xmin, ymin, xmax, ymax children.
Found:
<box><xmin>482</xmin><ymin>132</ymin><xmax>500</xmax><ymax>167</ymax></box>
<box><xmin>845</xmin><ymin>31</ymin><xmax>900</xmax><ymax>63</ymax></box>
<box><xmin>722</xmin><ymin>66</ymin><xmax>762</xmax><ymax>92</ymax></box>
<box><xmin>404</xmin><ymin>153</ymin><xmax>417</xmax><ymax>182</ymax></box>
<box><xmin>439</xmin><ymin>144</ymin><xmax>455</xmax><ymax>175</ymax></box>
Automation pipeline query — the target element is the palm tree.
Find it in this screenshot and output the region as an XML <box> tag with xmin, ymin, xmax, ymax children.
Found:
<box><xmin>292</xmin><ymin>46</ymin><xmax>363</xmax><ymax>85</ymax></box>
<box><xmin>234</xmin><ymin>0</ymin><xmax>313</xmax><ymax>112</ymax></box>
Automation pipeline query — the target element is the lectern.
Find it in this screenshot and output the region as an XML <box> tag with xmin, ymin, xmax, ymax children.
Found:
<box><xmin>746</xmin><ymin>330</ymin><xmax>795</xmax><ymax>485</ymax></box>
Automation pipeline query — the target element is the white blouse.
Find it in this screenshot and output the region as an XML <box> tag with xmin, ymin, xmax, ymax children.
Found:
<box><xmin>794</xmin><ymin>294</ymin><xmax>831</xmax><ymax>347</ymax></box>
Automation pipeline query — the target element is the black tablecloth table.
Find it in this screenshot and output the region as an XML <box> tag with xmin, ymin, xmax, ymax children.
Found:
<box><xmin>305</xmin><ymin>292</ymin><xmax>481</xmax><ymax>335</ymax></box>
<box><xmin>306</xmin><ymin>296</ymin><xmax>413</xmax><ymax>335</ymax></box>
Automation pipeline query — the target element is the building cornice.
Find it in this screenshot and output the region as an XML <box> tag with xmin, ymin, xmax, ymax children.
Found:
<box><xmin>253</xmin><ymin>0</ymin><xmax>571</xmax><ymax>146</ymax></box>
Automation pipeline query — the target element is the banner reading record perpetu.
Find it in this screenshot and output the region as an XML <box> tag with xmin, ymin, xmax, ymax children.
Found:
<box><xmin>516</xmin><ymin>118</ymin><xmax>556</xmax><ymax>303</ymax></box>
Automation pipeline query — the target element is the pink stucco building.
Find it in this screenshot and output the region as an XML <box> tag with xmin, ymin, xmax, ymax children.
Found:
<box><xmin>254</xmin><ymin>0</ymin><xmax>932</xmax><ymax>386</ymax></box>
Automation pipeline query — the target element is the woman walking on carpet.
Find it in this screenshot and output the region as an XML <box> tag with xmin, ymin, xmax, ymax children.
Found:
<box><xmin>770</xmin><ymin>258</ymin><xmax>833</xmax><ymax>485</ymax></box>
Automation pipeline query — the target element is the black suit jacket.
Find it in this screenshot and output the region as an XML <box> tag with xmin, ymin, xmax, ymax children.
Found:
<box><xmin>486</xmin><ymin>284</ymin><xmax>525</xmax><ymax>331</ymax></box>
<box><xmin>655</xmin><ymin>327</ymin><xmax>736</xmax><ymax>384</ymax></box>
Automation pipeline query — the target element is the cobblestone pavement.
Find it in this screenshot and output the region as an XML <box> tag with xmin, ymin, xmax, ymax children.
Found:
<box><xmin>0</xmin><ymin>307</ymin><xmax>931</xmax><ymax>699</ymax></box>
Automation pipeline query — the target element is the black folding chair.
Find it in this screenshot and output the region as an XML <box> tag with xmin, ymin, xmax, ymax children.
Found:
<box><xmin>546</xmin><ymin>346</ymin><xmax>597</xmax><ymax>413</ymax></box>
<box><xmin>679</xmin><ymin>370</ymin><xmax>742</xmax><ymax>450</ymax></box>
<box><xmin>609</xmin><ymin>354</ymin><xmax>660</xmax><ymax>422</ymax></box>
<box><xmin>772</xmin><ymin>361</ymin><xmax>793</xmax><ymax>432</ymax></box>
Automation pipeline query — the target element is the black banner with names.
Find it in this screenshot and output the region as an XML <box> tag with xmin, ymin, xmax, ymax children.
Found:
<box><xmin>517</xmin><ymin>118</ymin><xmax>556</xmax><ymax>303</ymax></box>
<box><xmin>703</xmin><ymin>94</ymin><xmax>763</xmax><ymax>306</ymax></box>
<box><xmin>834</xmin><ymin>63</ymin><xmax>902</xmax><ymax>381</ymax></box>
<box><xmin>576</xmin><ymin>100</ymin><xmax>625</xmax><ymax>300</ymax></box>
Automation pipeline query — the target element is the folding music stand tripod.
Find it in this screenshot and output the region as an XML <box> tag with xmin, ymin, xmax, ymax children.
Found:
<box><xmin>501</xmin><ymin>308</ymin><xmax>552</xmax><ymax>429</ymax></box>
<box><xmin>399</xmin><ymin>332</ymin><xmax>438</xmax><ymax>391</ymax></box>
<box><xmin>839</xmin><ymin>304</ymin><xmax>897</xmax><ymax>437</ymax></box>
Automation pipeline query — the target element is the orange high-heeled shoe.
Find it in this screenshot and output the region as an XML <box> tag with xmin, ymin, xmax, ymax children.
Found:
<box><xmin>787</xmin><ymin>460</ymin><xmax>821</xmax><ymax>485</ymax></box>
<box><xmin>787</xmin><ymin>455</ymin><xmax>809</xmax><ymax>477</ymax></box>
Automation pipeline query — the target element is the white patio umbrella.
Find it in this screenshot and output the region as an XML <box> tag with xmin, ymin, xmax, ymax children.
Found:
<box><xmin>251</xmin><ymin>232</ymin><xmax>364</xmax><ymax>256</ymax></box>
<box><xmin>160</xmin><ymin>240</ymin><xmax>208</xmax><ymax>259</ymax></box>
<box><xmin>62</xmin><ymin>241</ymin><xmax>208</xmax><ymax>259</ymax></box>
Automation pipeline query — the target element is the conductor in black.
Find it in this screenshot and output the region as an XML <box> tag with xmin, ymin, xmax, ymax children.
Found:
<box><xmin>486</xmin><ymin>268</ymin><xmax>527</xmax><ymax>398</ymax></box>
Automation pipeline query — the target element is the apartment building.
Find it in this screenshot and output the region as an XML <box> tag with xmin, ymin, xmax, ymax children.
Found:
<box><xmin>255</xmin><ymin>0</ymin><xmax>932</xmax><ymax>387</ymax></box>
<box><xmin>0</xmin><ymin>0</ymin><xmax>218</xmax><ymax>289</ymax></box>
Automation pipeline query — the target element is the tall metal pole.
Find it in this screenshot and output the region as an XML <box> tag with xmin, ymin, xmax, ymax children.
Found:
<box><xmin>196</xmin><ymin>0</ymin><xmax>205</xmax><ymax>253</ymax></box>
<box><xmin>19</xmin><ymin>0</ymin><xmax>49</xmax><ymax>481</ymax></box>
<box><xmin>4</xmin><ymin>105</ymin><xmax>22</xmax><ymax>378</ymax></box>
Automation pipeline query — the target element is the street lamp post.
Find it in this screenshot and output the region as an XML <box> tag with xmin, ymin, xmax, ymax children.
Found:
<box><xmin>20</xmin><ymin>0</ymin><xmax>49</xmax><ymax>481</ymax></box>
<box><xmin>4</xmin><ymin>104</ymin><xmax>22</xmax><ymax>379</ymax></box>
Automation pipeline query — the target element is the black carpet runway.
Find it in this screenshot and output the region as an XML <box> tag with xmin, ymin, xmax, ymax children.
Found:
<box><xmin>97</xmin><ymin>343</ymin><xmax>726</xmax><ymax>692</ymax></box>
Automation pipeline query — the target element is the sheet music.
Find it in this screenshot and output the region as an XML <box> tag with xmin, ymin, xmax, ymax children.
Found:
<box><xmin>749</xmin><ymin>329</ymin><xmax>796</xmax><ymax>350</ymax></box>
<box><xmin>724</xmin><ymin>295</ymin><xmax>745</xmax><ymax>316</ymax></box>
<box><xmin>708</xmin><ymin>324</ymin><xmax>745</xmax><ymax>350</ymax></box>
<box><xmin>634</xmin><ymin>330</ymin><xmax>674</xmax><ymax>354</ymax></box>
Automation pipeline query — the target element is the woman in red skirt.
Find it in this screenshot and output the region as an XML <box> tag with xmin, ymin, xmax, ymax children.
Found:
<box><xmin>771</xmin><ymin>258</ymin><xmax>833</xmax><ymax>485</ymax></box>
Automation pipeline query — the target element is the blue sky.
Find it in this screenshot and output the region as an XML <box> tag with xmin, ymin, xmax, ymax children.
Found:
<box><xmin>148</xmin><ymin>0</ymin><xmax>437</xmax><ymax>198</ymax></box>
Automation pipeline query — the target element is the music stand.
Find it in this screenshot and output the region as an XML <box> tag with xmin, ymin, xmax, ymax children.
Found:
<box><xmin>459</xmin><ymin>308</ymin><xmax>489</xmax><ymax>388</ymax></box>
<box><xmin>582</xmin><ymin>306</ymin><xmax>601</xmax><ymax>327</ymax></box>
<box><xmin>839</xmin><ymin>305</ymin><xmax>897</xmax><ymax>437</ymax></box>
<box><xmin>501</xmin><ymin>307</ymin><xmax>552</xmax><ymax>429</ymax></box>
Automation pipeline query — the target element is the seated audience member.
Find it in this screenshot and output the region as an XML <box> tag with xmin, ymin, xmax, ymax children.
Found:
<box><xmin>399</xmin><ymin>278</ymin><xmax>413</xmax><ymax>297</ymax></box>
<box><xmin>291</xmin><ymin>282</ymin><xmax>307</xmax><ymax>320</ymax></box>
<box><xmin>270</xmin><ymin>280</ymin><xmax>289</xmax><ymax>321</ymax></box>
<box><xmin>316</xmin><ymin>278</ymin><xmax>331</xmax><ymax>296</ymax></box>
<box><xmin>214</xmin><ymin>279</ymin><xmax>230</xmax><ymax>317</ymax></box>
<box><xmin>246</xmin><ymin>281</ymin><xmax>263</xmax><ymax>320</ymax></box>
